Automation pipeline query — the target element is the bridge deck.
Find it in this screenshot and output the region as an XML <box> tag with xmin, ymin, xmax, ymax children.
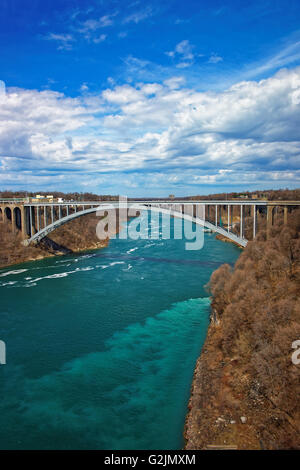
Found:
<box><xmin>2</xmin><ymin>198</ymin><xmax>298</xmax><ymax>248</ymax></box>
<box><xmin>18</xmin><ymin>199</ymin><xmax>300</xmax><ymax>207</ymax></box>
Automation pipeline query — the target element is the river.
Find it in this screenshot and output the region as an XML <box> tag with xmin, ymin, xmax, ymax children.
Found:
<box><xmin>0</xmin><ymin>213</ymin><xmax>241</xmax><ymax>449</ymax></box>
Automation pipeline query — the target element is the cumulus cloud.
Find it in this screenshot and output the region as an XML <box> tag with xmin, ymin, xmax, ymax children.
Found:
<box><xmin>0</xmin><ymin>67</ymin><xmax>300</xmax><ymax>191</ymax></box>
<box><xmin>80</xmin><ymin>83</ymin><xmax>89</xmax><ymax>92</ymax></box>
<box><xmin>45</xmin><ymin>33</ymin><xmax>75</xmax><ymax>50</ymax></box>
<box><xmin>123</xmin><ymin>7</ymin><xmax>153</xmax><ymax>24</ymax></box>
<box><xmin>79</xmin><ymin>14</ymin><xmax>115</xmax><ymax>33</ymax></box>
<box><xmin>166</xmin><ymin>40</ymin><xmax>195</xmax><ymax>68</ymax></box>
<box><xmin>93</xmin><ymin>34</ymin><xmax>107</xmax><ymax>44</ymax></box>
<box><xmin>208</xmin><ymin>53</ymin><xmax>223</xmax><ymax>64</ymax></box>
<box><xmin>163</xmin><ymin>76</ymin><xmax>185</xmax><ymax>89</ymax></box>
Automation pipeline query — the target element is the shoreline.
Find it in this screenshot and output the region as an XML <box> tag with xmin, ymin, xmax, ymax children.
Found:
<box><xmin>183</xmin><ymin>218</ymin><xmax>300</xmax><ymax>450</ymax></box>
<box><xmin>0</xmin><ymin>212</ymin><xmax>122</xmax><ymax>270</ymax></box>
<box><xmin>183</xmin><ymin>236</ymin><xmax>244</xmax><ymax>449</ymax></box>
<box><xmin>1</xmin><ymin>228</ymin><xmax>240</xmax><ymax>271</ymax></box>
<box><xmin>0</xmin><ymin>239</ymin><xmax>109</xmax><ymax>270</ymax></box>
<box><xmin>215</xmin><ymin>233</ymin><xmax>245</xmax><ymax>248</ymax></box>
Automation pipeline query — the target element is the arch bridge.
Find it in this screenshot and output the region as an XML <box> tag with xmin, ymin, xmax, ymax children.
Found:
<box><xmin>0</xmin><ymin>199</ymin><xmax>299</xmax><ymax>248</ymax></box>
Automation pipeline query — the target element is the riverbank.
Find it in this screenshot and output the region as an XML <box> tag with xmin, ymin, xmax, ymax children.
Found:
<box><xmin>184</xmin><ymin>215</ymin><xmax>300</xmax><ymax>450</ymax></box>
<box><xmin>0</xmin><ymin>213</ymin><xmax>109</xmax><ymax>269</ymax></box>
<box><xmin>215</xmin><ymin>233</ymin><xmax>244</xmax><ymax>248</ymax></box>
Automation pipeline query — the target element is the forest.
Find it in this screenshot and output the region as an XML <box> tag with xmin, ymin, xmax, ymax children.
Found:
<box><xmin>185</xmin><ymin>206</ymin><xmax>300</xmax><ymax>449</ymax></box>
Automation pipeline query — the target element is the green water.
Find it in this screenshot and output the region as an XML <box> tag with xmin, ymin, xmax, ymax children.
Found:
<box><xmin>0</xmin><ymin>214</ymin><xmax>241</xmax><ymax>449</ymax></box>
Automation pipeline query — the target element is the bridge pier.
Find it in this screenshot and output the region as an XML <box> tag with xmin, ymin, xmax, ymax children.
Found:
<box><xmin>284</xmin><ymin>206</ymin><xmax>288</xmax><ymax>225</ymax></box>
<box><xmin>253</xmin><ymin>205</ymin><xmax>256</xmax><ymax>239</ymax></box>
<box><xmin>29</xmin><ymin>206</ymin><xmax>35</xmax><ymax>237</ymax></box>
<box><xmin>267</xmin><ymin>206</ymin><xmax>274</xmax><ymax>239</ymax></box>
<box><xmin>44</xmin><ymin>206</ymin><xmax>47</xmax><ymax>228</ymax></box>
<box><xmin>20</xmin><ymin>206</ymin><xmax>27</xmax><ymax>239</ymax></box>
<box><xmin>227</xmin><ymin>205</ymin><xmax>230</xmax><ymax>232</ymax></box>
<box><xmin>37</xmin><ymin>206</ymin><xmax>40</xmax><ymax>232</ymax></box>
<box><xmin>11</xmin><ymin>206</ymin><xmax>16</xmax><ymax>233</ymax></box>
<box><xmin>240</xmin><ymin>205</ymin><xmax>243</xmax><ymax>238</ymax></box>
<box><xmin>0</xmin><ymin>204</ymin><xmax>27</xmax><ymax>237</ymax></box>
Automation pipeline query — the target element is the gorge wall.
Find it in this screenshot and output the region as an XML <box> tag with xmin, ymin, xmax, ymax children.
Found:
<box><xmin>185</xmin><ymin>210</ymin><xmax>300</xmax><ymax>450</ymax></box>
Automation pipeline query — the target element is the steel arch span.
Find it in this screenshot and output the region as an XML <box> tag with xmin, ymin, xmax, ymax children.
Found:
<box><xmin>22</xmin><ymin>203</ymin><xmax>248</xmax><ymax>248</ymax></box>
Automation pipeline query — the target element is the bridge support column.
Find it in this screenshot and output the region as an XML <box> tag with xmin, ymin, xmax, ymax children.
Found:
<box><xmin>240</xmin><ymin>205</ymin><xmax>243</xmax><ymax>238</ymax></box>
<box><xmin>51</xmin><ymin>206</ymin><xmax>54</xmax><ymax>224</ymax></box>
<box><xmin>44</xmin><ymin>207</ymin><xmax>47</xmax><ymax>228</ymax></box>
<box><xmin>11</xmin><ymin>206</ymin><xmax>16</xmax><ymax>233</ymax></box>
<box><xmin>29</xmin><ymin>206</ymin><xmax>33</xmax><ymax>237</ymax></box>
<box><xmin>215</xmin><ymin>205</ymin><xmax>218</xmax><ymax>227</ymax></box>
<box><xmin>59</xmin><ymin>206</ymin><xmax>62</xmax><ymax>219</ymax></box>
<box><xmin>20</xmin><ymin>206</ymin><xmax>27</xmax><ymax>239</ymax></box>
<box><xmin>37</xmin><ymin>207</ymin><xmax>40</xmax><ymax>232</ymax></box>
<box><xmin>267</xmin><ymin>206</ymin><xmax>274</xmax><ymax>239</ymax></box>
<box><xmin>284</xmin><ymin>206</ymin><xmax>288</xmax><ymax>225</ymax></box>
<box><xmin>227</xmin><ymin>205</ymin><xmax>230</xmax><ymax>232</ymax></box>
<box><xmin>253</xmin><ymin>205</ymin><xmax>256</xmax><ymax>239</ymax></box>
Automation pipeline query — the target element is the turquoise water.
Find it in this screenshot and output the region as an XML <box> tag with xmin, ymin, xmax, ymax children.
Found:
<box><xmin>0</xmin><ymin>214</ymin><xmax>241</xmax><ymax>449</ymax></box>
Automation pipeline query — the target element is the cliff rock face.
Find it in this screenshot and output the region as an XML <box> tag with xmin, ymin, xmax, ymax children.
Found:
<box><xmin>185</xmin><ymin>212</ymin><xmax>300</xmax><ymax>450</ymax></box>
<box><xmin>0</xmin><ymin>213</ymin><xmax>109</xmax><ymax>268</ymax></box>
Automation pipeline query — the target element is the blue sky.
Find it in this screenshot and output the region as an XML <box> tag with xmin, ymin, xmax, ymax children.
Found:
<box><xmin>0</xmin><ymin>0</ymin><xmax>300</xmax><ymax>196</ymax></box>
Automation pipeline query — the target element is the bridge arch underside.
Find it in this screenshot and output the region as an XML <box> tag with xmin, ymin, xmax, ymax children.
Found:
<box><xmin>24</xmin><ymin>204</ymin><xmax>247</xmax><ymax>247</ymax></box>
<box><xmin>14</xmin><ymin>207</ymin><xmax>22</xmax><ymax>230</ymax></box>
<box><xmin>4</xmin><ymin>207</ymin><xmax>12</xmax><ymax>222</ymax></box>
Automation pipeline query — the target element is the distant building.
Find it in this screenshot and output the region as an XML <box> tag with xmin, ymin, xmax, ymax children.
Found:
<box><xmin>31</xmin><ymin>194</ymin><xmax>55</xmax><ymax>203</ymax></box>
<box><xmin>169</xmin><ymin>194</ymin><xmax>175</xmax><ymax>199</ymax></box>
<box><xmin>30</xmin><ymin>195</ymin><xmax>43</xmax><ymax>202</ymax></box>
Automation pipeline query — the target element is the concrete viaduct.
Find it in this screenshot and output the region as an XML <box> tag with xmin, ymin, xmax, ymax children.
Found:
<box><xmin>0</xmin><ymin>199</ymin><xmax>299</xmax><ymax>248</ymax></box>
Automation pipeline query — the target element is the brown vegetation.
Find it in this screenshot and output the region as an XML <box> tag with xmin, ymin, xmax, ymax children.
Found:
<box><xmin>189</xmin><ymin>188</ymin><xmax>300</xmax><ymax>201</ymax></box>
<box><xmin>0</xmin><ymin>213</ymin><xmax>109</xmax><ymax>268</ymax></box>
<box><xmin>185</xmin><ymin>209</ymin><xmax>300</xmax><ymax>450</ymax></box>
<box><xmin>0</xmin><ymin>190</ymin><xmax>118</xmax><ymax>201</ymax></box>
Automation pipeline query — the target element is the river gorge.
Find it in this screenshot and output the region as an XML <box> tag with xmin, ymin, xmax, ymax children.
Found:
<box><xmin>0</xmin><ymin>214</ymin><xmax>241</xmax><ymax>450</ymax></box>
